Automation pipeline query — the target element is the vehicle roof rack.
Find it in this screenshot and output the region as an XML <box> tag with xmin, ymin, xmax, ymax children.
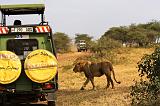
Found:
<box><xmin>0</xmin><ymin>4</ymin><xmax>45</xmax><ymax>15</ymax></box>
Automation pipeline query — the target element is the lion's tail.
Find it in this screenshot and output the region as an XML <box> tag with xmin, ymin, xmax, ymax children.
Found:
<box><xmin>110</xmin><ymin>64</ymin><xmax>121</xmax><ymax>84</ymax></box>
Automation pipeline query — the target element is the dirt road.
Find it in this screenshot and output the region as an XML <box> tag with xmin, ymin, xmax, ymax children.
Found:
<box><xmin>56</xmin><ymin>49</ymin><xmax>153</xmax><ymax>106</ymax></box>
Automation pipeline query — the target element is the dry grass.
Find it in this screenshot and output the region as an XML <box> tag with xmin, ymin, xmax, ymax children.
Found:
<box><xmin>56</xmin><ymin>48</ymin><xmax>154</xmax><ymax>106</ymax></box>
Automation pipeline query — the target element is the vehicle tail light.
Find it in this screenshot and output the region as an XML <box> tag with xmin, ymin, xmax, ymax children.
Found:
<box><xmin>42</xmin><ymin>83</ymin><xmax>54</xmax><ymax>90</ymax></box>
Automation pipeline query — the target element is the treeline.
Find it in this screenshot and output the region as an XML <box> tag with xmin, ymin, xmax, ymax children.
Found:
<box><xmin>53</xmin><ymin>20</ymin><xmax>160</xmax><ymax>53</ymax></box>
<box><xmin>103</xmin><ymin>21</ymin><xmax>160</xmax><ymax>47</ymax></box>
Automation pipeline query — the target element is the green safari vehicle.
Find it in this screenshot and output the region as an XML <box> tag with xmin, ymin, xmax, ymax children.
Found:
<box><xmin>0</xmin><ymin>4</ymin><xmax>58</xmax><ymax>106</ymax></box>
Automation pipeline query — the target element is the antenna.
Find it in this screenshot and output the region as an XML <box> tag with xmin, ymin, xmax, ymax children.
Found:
<box><xmin>0</xmin><ymin>11</ymin><xmax>2</xmax><ymax>26</ymax></box>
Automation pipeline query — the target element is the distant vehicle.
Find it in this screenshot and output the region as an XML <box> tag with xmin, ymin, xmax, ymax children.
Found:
<box><xmin>76</xmin><ymin>40</ymin><xmax>87</xmax><ymax>52</ymax></box>
<box><xmin>0</xmin><ymin>4</ymin><xmax>58</xmax><ymax>106</ymax></box>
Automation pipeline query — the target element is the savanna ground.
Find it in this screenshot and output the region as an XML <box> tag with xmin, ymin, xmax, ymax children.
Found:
<box><xmin>56</xmin><ymin>48</ymin><xmax>154</xmax><ymax>106</ymax></box>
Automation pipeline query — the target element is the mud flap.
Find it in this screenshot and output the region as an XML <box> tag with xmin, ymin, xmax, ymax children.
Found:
<box><xmin>46</xmin><ymin>93</ymin><xmax>56</xmax><ymax>101</ymax></box>
<box><xmin>46</xmin><ymin>93</ymin><xmax>56</xmax><ymax>106</ymax></box>
<box><xmin>0</xmin><ymin>95</ymin><xmax>3</xmax><ymax>104</ymax></box>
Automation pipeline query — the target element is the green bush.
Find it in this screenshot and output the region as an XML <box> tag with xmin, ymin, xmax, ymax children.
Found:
<box><xmin>131</xmin><ymin>48</ymin><xmax>160</xmax><ymax>105</ymax></box>
<box><xmin>90</xmin><ymin>37</ymin><xmax>122</xmax><ymax>53</ymax></box>
<box><xmin>74</xmin><ymin>49</ymin><xmax>119</xmax><ymax>65</ymax></box>
<box><xmin>138</xmin><ymin>48</ymin><xmax>160</xmax><ymax>80</ymax></box>
<box><xmin>131</xmin><ymin>79</ymin><xmax>160</xmax><ymax>105</ymax></box>
<box><xmin>87</xmin><ymin>37</ymin><xmax>122</xmax><ymax>64</ymax></box>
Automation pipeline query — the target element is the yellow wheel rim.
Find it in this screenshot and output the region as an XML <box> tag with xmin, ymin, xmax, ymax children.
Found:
<box><xmin>0</xmin><ymin>51</ymin><xmax>21</xmax><ymax>84</ymax></box>
<box><xmin>24</xmin><ymin>49</ymin><xmax>58</xmax><ymax>83</ymax></box>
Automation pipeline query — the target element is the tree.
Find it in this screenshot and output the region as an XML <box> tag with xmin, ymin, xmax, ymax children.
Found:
<box><xmin>126</xmin><ymin>30</ymin><xmax>146</xmax><ymax>46</ymax></box>
<box><xmin>147</xmin><ymin>21</ymin><xmax>160</xmax><ymax>32</ymax></box>
<box><xmin>98</xmin><ymin>36</ymin><xmax>122</xmax><ymax>50</ymax></box>
<box><xmin>102</xmin><ymin>21</ymin><xmax>160</xmax><ymax>47</ymax></box>
<box><xmin>53</xmin><ymin>32</ymin><xmax>71</xmax><ymax>53</ymax></box>
<box><xmin>103</xmin><ymin>26</ymin><xmax>128</xmax><ymax>43</ymax></box>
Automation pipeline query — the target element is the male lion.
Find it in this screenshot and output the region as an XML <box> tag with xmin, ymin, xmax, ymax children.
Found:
<box><xmin>73</xmin><ymin>61</ymin><xmax>121</xmax><ymax>90</ymax></box>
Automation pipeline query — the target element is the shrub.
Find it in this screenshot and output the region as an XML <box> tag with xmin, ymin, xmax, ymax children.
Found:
<box><xmin>74</xmin><ymin>49</ymin><xmax>120</xmax><ymax>65</ymax></box>
<box><xmin>131</xmin><ymin>48</ymin><xmax>160</xmax><ymax>105</ymax></box>
<box><xmin>131</xmin><ymin>79</ymin><xmax>160</xmax><ymax>105</ymax></box>
<box><xmin>90</xmin><ymin>37</ymin><xmax>122</xmax><ymax>53</ymax></box>
<box><xmin>87</xmin><ymin>37</ymin><xmax>122</xmax><ymax>64</ymax></box>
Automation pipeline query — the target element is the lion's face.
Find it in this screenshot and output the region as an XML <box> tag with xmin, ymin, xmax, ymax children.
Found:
<box><xmin>73</xmin><ymin>63</ymin><xmax>82</xmax><ymax>73</ymax></box>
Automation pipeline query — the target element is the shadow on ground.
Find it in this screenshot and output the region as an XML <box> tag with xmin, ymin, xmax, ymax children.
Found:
<box><xmin>57</xmin><ymin>86</ymin><xmax>129</xmax><ymax>106</ymax></box>
<box><xmin>6</xmin><ymin>104</ymin><xmax>47</xmax><ymax>106</ymax></box>
<box><xmin>4</xmin><ymin>103</ymin><xmax>47</xmax><ymax>106</ymax></box>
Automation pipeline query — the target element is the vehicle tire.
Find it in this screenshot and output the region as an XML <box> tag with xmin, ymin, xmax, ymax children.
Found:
<box><xmin>48</xmin><ymin>101</ymin><xmax>56</xmax><ymax>106</ymax></box>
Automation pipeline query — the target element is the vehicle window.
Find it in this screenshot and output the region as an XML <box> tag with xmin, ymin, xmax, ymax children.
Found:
<box><xmin>7</xmin><ymin>39</ymin><xmax>38</xmax><ymax>60</ymax></box>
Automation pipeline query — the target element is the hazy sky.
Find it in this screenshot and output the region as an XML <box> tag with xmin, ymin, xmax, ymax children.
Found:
<box><xmin>1</xmin><ymin>0</ymin><xmax>160</xmax><ymax>39</ymax></box>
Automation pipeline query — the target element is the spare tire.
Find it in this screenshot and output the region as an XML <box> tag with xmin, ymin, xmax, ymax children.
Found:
<box><xmin>24</xmin><ymin>49</ymin><xmax>58</xmax><ymax>83</ymax></box>
<box><xmin>0</xmin><ymin>51</ymin><xmax>21</xmax><ymax>84</ymax></box>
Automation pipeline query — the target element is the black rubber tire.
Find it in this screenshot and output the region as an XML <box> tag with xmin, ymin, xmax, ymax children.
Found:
<box><xmin>48</xmin><ymin>101</ymin><xmax>56</xmax><ymax>106</ymax></box>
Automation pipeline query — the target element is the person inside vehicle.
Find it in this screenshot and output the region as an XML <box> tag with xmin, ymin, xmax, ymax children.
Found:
<box><xmin>14</xmin><ymin>20</ymin><xmax>21</xmax><ymax>25</ymax></box>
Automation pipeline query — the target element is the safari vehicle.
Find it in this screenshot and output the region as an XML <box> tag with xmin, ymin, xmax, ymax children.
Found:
<box><xmin>76</xmin><ymin>40</ymin><xmax>87</xmax><ymax>52</ymax></box>
<box><xmin>0</xmin><ymin>4</ymin><xmax>58</xmax><ymax>106</ymax></box>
